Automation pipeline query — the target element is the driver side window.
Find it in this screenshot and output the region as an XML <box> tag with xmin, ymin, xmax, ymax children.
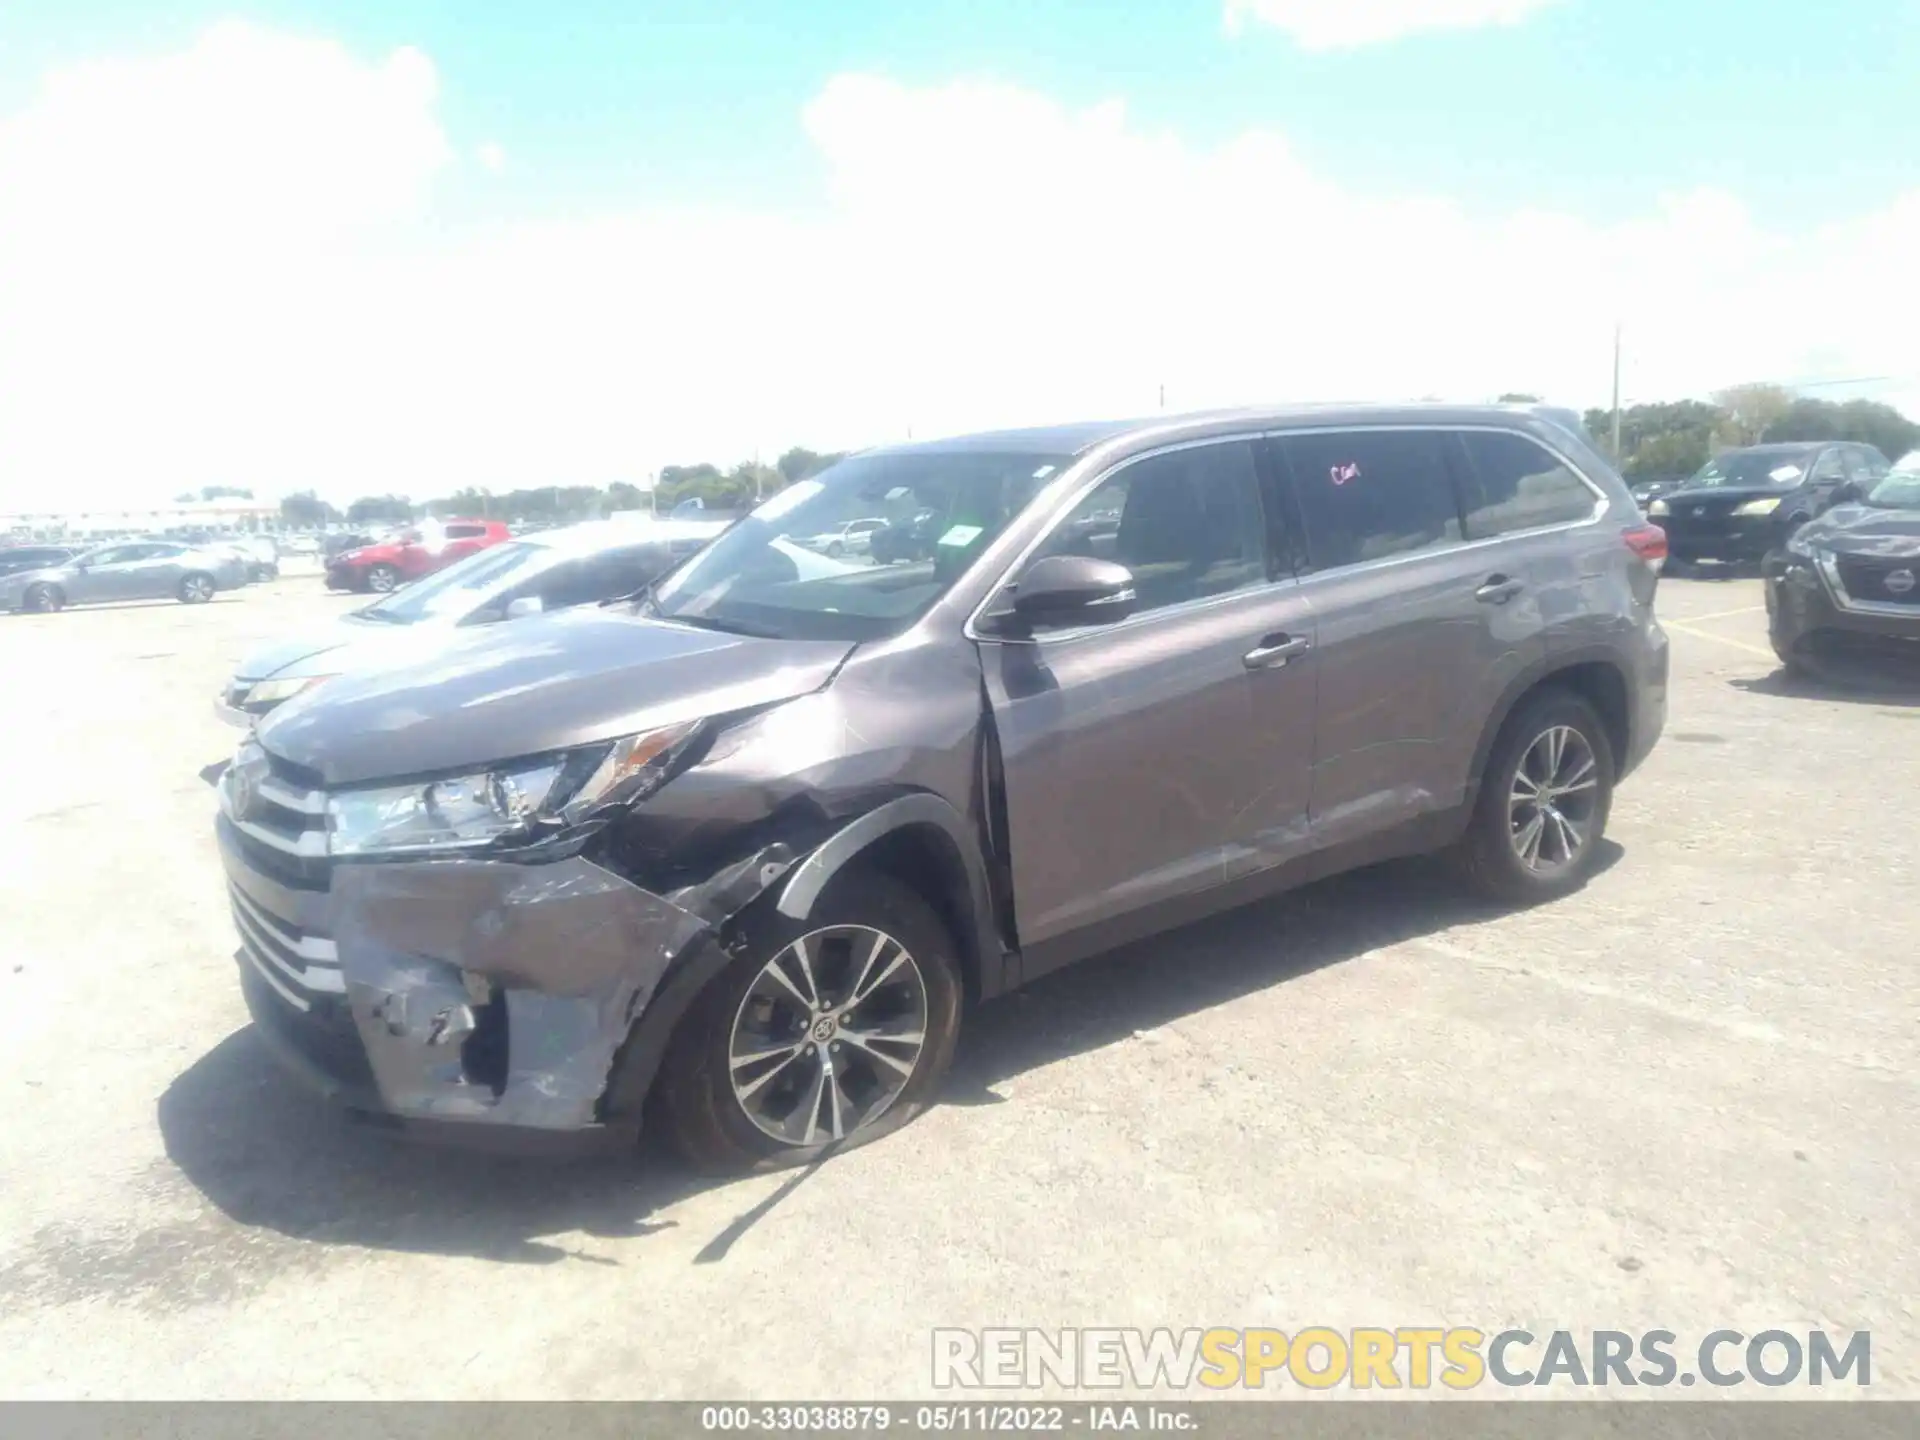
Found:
<box><xmin>1029</xmin><ymin>441</ymin><xmax>1269</xmax><ymax>616</ymax></box>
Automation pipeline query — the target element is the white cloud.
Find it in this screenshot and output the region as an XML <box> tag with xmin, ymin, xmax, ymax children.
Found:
<box><xmin>476</xmin><ymin>140</ymin><xmax>507</xmax><ymax>172</ymax></box>
<box><xmin>1223</xmin><ymin>0</ymin><xmax>1562</xmax><ymax>49</ymax></box>
<box><xmin>1</xmin><ymin>25</ymin><xmax>1916</xmax><ymax>515</ymax></box>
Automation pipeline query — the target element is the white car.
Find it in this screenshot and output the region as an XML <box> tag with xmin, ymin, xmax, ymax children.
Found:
<box><xmin>217</xmin><ymin>516</ymin><xmax>728</xmax><ymax>724</ymax></box>
<box><xmin>799</xmin><ymin>517</ymin><xmax>888</xmax><ymax>557</ymax></box>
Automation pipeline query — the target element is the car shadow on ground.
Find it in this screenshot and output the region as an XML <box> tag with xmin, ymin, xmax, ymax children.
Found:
<box><xmin>1733</xmin><ymin>666</ymin><xmax>1920</xmax><ymax>709</ymax></box>
<box><xmin>158</xmin><ymin>846</ymin><xmax>1621</xmax><ymax>1268</ymax></box>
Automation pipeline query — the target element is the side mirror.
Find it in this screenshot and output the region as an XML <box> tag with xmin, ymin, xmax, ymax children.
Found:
<box><xmin>504</xmin><ymin>595</ymin><xmax>545</xmax><ymax>620</ymax></box>
<box><xmin>1828</xmin><ymin>480</ymin><xmax>1863</xmax><ymax>506</ymax></box>
<box><xmin>997</xmin><ymin>554</ymin><xmax>1137</xmax><ymax>631</ymax></box>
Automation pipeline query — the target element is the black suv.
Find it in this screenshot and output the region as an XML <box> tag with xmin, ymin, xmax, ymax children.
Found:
<box><xmin>1651</xmin><ymin>442</ymin><xmax>1891</xmax><ymax>567</ymax></box>
<box><xmin>216</xmin><ymin>404</ymin><xmax>1669</xmax><ymax>1168</ymax></box>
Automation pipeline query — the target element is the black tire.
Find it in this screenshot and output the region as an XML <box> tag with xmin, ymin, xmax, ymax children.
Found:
<box><xmin>24</xmin><ymin>582</ymin><xmax>64</xmax><ymax>614</ymax></box>
<box><xmin>365</xmin><ymin>563</ymin><xmax>399</xmax><ymax>593</ymax></box>
<box><xmin>1456</xmin><ymin>688</ymin><xmax>1616</xmax><ymax>906</ymax></box>
<box><xmin>826</xmin><ymin>541</ymin><xmax>844</xmax><ymax>558</ymax></box>
<box><xmin>653</xmin><ymin>867</ymin><xmax>964</xmax><ymax>1174</ymax></box>
<box><xmin>177</xmin><ymin>571</ymin><xmax>217</xmax><ymax>604</ymax></box>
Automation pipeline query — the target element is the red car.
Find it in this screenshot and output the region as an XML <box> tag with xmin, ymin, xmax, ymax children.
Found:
<box><xmin>323</xmin><ymin>519</ymin><xmax>511</xmax><ymax>593</ymax></box>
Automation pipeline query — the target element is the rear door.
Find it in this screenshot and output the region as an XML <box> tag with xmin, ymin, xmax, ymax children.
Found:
<box><xmin>981</xmin><ymin>437</ymin><xmax>1314</xmax><ymax>961</ymax></box>
<box><xmin>1266</xmin><ymin>427</ymin><xmax>1547</xmax><ymax>845</ymax></box>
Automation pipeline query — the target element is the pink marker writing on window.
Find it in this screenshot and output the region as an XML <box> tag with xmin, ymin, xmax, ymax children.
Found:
<box><xmin>1331</xmin><ymin>462</ymin><xmax>1360</xmax><ymax>486</ymax></box>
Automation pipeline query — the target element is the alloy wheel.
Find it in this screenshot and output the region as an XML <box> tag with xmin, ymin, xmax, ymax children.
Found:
<box><xmin>727</xmin><ymin>925</ymin><xmax>928</xmax><ymax>1147</ymax></box>
<box><xmin>184</xmin><ymin>575</ymin><xmax>214</xmax><ymax>602</ymax></box>
<box><xmin>1507</xmin><ymin>725</ymin><xmax>1600</xmax><ymax>876</ymax></box>
<box><xmin>368</xmin><ymin>568</ymin><xmax>397</xmax><ymax>592</ymax></box>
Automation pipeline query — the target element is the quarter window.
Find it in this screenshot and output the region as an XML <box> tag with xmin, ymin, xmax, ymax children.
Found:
<box><xmin>1031</xmin><ymin>440</ymin><xmax>1268</xmax><ymax>616</ymax></box>
<box><xmin>1809</xmin><ymin>450</ymin><xmax>1846</xmax><ymax>483</ymax></box>
<box><xmin>1276</xmin><ymin>430</ymin><xmax>1463</xmax><ymax>570</ymax></box>
<box><xmin>1454</xmin><ymin>431</ymin><xmax>1597</xmax><ymax>538</ymax></box>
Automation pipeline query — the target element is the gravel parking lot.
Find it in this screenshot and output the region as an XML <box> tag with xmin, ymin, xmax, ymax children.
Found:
<box><xmin>1</xmin><ymin>570</ymin><xmax>1915</xmax><ymax>1399</ymax></box>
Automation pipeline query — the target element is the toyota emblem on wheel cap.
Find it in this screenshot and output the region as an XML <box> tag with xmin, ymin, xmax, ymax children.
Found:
<box><xmin>1886</xmin><ymin>569</ymin><xmax>1916</xmax><ymax>595</ymax></box>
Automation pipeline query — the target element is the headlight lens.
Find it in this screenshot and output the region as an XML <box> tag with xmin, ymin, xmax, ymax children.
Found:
<box><xmin>1733</xmin><ymin>497</ymin><xmax>1781</xmax><ymax>517</ymax></box>
<box><xmin>1647</xmin><ymin>499</ymin><xmax>1670</xmax><ymax>517</ymax></box>
<box><xmin>326</xmin><ymin>719</ymin><xmax>701</xmax><ymax>857</ymax></box>
<box><xmin>246</xmin><ymin>674</ymin><xmax>331</xmax><ymax>707</ymax></box>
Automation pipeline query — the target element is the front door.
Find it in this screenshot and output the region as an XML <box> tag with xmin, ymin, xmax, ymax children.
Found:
<box><xmin>980</xmin><ymin>437</ymin><xmax>1315</xmax><ymax>969</ymax></box>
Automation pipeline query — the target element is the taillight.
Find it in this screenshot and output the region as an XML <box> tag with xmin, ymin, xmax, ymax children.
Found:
<box><xmin>1623</xmin><ymin>523</ymin><xmax>1668</xmax><ymax>564</ymax></box>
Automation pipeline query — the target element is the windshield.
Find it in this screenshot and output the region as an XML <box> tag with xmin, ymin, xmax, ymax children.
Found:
<box><xmin>1864</xmin><ymin>468</ymin><xmax>1920</xmax><ymax>510</ymax></box>
<box><xmin>647</xmin><ymin>450</ymin><xmax>1074</xmax><ymax>641</ymax></box>
<box><xmin>356</xmin><ymin>540</ymin><xmax>552</xmax><ymax>623</ymax></box>
<box><xmin>1689</xmin><ymin>450</ymin><xmax>1816</xmax><ymax>489</ymax></box>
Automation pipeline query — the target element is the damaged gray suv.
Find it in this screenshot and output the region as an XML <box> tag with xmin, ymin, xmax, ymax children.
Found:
<box><xmin>217</xmin><ymin>404</ymin><xmax>1669</xmax><ymax>1168</ymax></box>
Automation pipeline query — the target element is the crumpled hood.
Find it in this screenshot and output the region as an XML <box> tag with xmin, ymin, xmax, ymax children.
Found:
<box><xmin>1796</xmin><ymin>503</ymin><xmax>1920</xmax><ymax>558</ymax></box>
<box><xmin>257</xmin><ymin>604</ymin><xmax>856</xmax><ymax>786</ymax></box>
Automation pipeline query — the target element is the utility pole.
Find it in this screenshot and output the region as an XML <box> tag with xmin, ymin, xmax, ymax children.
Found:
<box><xmin>1159</xmin><ymin>383</ymin><xmax>1166</xmax><ymax>411</ymax></box>
<box><xmin>1610</xmin><ymin>323</ymin><xmax>1623</xmax><ymax>463</ymax></box>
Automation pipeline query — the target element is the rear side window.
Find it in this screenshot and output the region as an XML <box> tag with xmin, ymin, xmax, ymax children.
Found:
<box><xmin>1275</xmin><ymin>430</ymin><xmax>1462</xmax><ymax>570</ymax></box>
<box><xmin>1453</xmin><ymin>431</ymin><xmax>1597</xmax><ymax>539</ymax></box>
<box><xmin>1809</xmin><ymin>449</ymin><xmax>1847</xmax><ymax>483</ymax></box>
<box><xmin>534</xmin><ymin>546</ymin><xmax>669</xmax><ymax>609</ymax></box>
<box><xmin>1845</xmin><ymin>447</ymin><xmax>1887</xmax><ymax>482</ymax></box>
<box><xmin>445</xmin><ymin>523</ymin><xmax>487</xmax><ymax>539</ymax></box>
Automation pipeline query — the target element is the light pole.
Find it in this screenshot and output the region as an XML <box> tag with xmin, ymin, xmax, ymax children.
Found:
<box><xmin>1610</xmin><ymin>323</ymin><xmax>1623</xmax><ymax>463</ymax></box>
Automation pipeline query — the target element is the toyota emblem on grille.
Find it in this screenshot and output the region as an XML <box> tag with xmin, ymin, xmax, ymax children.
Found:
<box><xmin>1887</xmin><ymin>569</ymin><xmax>1917</xmax><ymax>596</ymax></box>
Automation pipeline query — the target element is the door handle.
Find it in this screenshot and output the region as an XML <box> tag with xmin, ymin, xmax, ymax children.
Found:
<box><xmin>1243</xmin><ymin>635</ymin><xmax>1311</xmax><ymax>670</ymax></box>
<box><xmin>1475</xmin><ymin>575</ymin><xmax>1525</xmax><ymax>605</ymax></box>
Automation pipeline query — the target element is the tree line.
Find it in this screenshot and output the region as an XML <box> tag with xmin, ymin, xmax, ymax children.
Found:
<box><xmin>282</xmin><ymin>390</ymin><xmax>1920</xmax><ymax>529</ymax></box>
<box><xmin>279</xmin><ymin>446</ymin><xmax>851</xmax><ymax>529</ymax></box>
<box><xmin>1577</xmin><ymin>386</ymin><xmax>1918</xmax><ymax>481</ymax></box>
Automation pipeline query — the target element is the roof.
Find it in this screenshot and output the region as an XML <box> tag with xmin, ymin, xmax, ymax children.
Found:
<box><xmin>868</xmin><ymin>402</ymin><xmax>1603</xmax><ymax>460</ymax></box>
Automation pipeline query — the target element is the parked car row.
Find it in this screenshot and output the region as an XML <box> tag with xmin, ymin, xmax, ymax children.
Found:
<box><xmin>1</xmin><ymin>539</ymin><xmax>251</xmax><ymax>612</ymax></box>
<box><xmin>214</xmin><ymin>402</ymin><xmax>1672</xmax><ymax>1172</ymax></box>
<box><xmin>1643</xmin><ymin>440</ymin><xmax>1892</xmax><ymax>565</ymax></box>
<box><xmin>323</xmin><ymin>519</ymin><xmax>513</xmax><ymax>592</ymax></box>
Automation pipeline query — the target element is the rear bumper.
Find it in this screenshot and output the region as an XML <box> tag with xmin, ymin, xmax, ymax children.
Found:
<box><xmin>217</xmin><ymin>817</ymin><xmax>719</xmax><ymax>1154</ymax></box>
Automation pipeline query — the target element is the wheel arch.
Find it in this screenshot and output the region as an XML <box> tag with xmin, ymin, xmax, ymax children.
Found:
<box><xmin>1468</xmin><ymin>650</ymin><xmax>1632</xmax><ymax>798</ymax></box>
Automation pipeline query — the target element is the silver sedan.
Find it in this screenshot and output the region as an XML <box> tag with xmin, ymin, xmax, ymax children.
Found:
<box><xmin>1</xmin><ymin>540</ymin><xmax>248</xmax><ymax>613</ymax></box>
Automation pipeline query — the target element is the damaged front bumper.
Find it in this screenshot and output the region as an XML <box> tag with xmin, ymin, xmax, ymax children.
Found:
<box><xmin>220</xmin><ymin>818</ymin><xmax>786</xmax><ymax>1154</ymax></box>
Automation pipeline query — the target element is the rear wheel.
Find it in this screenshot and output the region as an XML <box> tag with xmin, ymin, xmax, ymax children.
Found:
<box><xmin>23</xmin><ymin>582</ymin><xmax>64</xmax><ymax>613</ymax></box>
<box><xmin>365</xmin><ymin>563</ymin><xmax>399</xmax><ymax>593</ymax></box>
<box><xmin>177</xmin><ymin>572</ymin><xmax>216</xmax><ymax>604</ymax></box>
<box><xmin>653</xmin><ymin>868</ymin><xmax>963</xmax><ymax>1174</ymax></box>
<box><xmin>1457</xmin><ymin>689</ymin><xmax>1615</xmax><ymax>905</ymax></box>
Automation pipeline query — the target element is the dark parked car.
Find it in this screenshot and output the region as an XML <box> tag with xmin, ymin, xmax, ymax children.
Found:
<box><xmin>0</xmin><ymin>544</ymin><xmax>78</xmax><ymax>579</ymax></box>
<box><xmin>324</xmin><ymin>519</ymin><xmax>512</xmax><ymax>593</ymax></box>
<box><xmin>216</xmin><ymin>404</ymin><xmax>1668</xmax><ymax>1167</ymax></box>
<box><xmin>1649</xmin><ymin>442</ymin><xmax>1890</xmax><ymax>567</ymax></box>
<box><xmin>2</xmin><ymin>540</ymin><xmax>247</xmax><ymax>612</ymax></box>
<box><xmin>1764</xmin><ymin>458</ymin><xmax>1920</xmax><ymax>676</ymax></box>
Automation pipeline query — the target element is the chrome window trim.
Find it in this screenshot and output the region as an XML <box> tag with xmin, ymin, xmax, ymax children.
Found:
<box><xmin>964</xmin><ymin>422</ymin><xmax>1614</xmax><ymax>645</ymax></box>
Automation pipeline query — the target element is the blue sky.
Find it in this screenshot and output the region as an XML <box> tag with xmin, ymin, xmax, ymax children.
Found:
<box><xmin>3</xmin><ymin>1</ymin><xmax>1919</xmax><ymax>506</ymax></box>
<box><xmin>8</xmin><ymin>0</ymin><xmax>1917</xmax><ymax>225</ymax></box>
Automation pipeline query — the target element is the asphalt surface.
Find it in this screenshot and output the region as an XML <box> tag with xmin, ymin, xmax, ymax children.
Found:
<box><xmin>1</xmin><ymin>564</ymin><xmax>1915</xmax><ymax>1399</ymax></box>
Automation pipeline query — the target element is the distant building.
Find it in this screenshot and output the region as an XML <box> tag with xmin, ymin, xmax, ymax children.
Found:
<box><xmin>0</xmin><ymin>497</ymin><xmax>281</xmax><ymax>539</ymax></box>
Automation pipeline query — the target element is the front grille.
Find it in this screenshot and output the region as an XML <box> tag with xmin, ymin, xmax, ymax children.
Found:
<box><xmin>218</xmin><ymin>741</ymin><xmax>333</xmax><ymax>889</ymax></box>
<box><xmin>229</xmin><ymin>880</ymin><xmax>342</xmax><ymax>1000</ymax></box>
<box><xmin>1836</xmin><ymin>555</ymin><xmax>1920</xmax><ymax>607</ymax></box>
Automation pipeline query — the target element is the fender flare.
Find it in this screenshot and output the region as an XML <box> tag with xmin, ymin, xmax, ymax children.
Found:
<box><xmin>776</xmin><ymin>792</ymin><xmax>1001</xmax><ymax>995</ymax></box>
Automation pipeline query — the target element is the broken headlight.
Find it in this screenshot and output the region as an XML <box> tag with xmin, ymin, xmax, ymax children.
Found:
<box><xmin>327</xmin><ymin>720</ymin><xmax>703</xmax><ymax>857</ymax></box>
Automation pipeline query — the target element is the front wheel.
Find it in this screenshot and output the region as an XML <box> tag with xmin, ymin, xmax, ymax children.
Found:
<box><xmin>1456</xmin><ymin>689</ymin><xmax>1615</xmax><ymax>905</ymax></box>
<box><xmin>177</xmin><ymin>572</ymin><xmax>216</xmax><ymax>604</ymax></box>
<box><xmin>365</xmin><ymin>563</ymin><xmax>399</xmax><ymax>593</ymax></box>
<box><xmin>653</xmin><ymin>868</ymin><xmax>964</xmax><ymax>1173</ymax></box>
